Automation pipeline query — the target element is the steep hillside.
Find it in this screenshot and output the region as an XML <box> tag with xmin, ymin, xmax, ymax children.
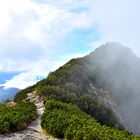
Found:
<box><xmin>84</xmin><ymin>42</ymin><xmax>140</xmax><ymax>134</ymax></box>
<box><xmin>36</xmin><ymin>42</ymin><xmax>140</xmax><ymax>134</ymax></box>
<box><xmin>15</xmin><ymin>42</ymin><xmax>140</xmax><ymax>138</ymax></box>
<box><xmin>41</xmin><ymin>100</ymin><xmax>139</xmax><ymax>140</ymax></box>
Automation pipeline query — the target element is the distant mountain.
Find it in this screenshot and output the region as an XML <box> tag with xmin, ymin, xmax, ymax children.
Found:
<box><xmin>0</xmin><ymin>86</ymin><xmax>20</xmax><ymax>103</ymax></box>
<box><xmin>0</xmin><ymin>71</ymin><xmax>20</xmax><ymax>84</ymax></box>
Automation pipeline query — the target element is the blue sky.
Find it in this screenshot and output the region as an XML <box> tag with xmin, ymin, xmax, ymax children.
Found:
<box><xmin>0</xmin><ymin>0</ymin><xmax>140</xmax><ymax>88</ymax></box>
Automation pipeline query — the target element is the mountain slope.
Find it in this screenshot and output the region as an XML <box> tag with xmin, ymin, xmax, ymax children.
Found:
<box><xmin>84</xmin><ymin>42</ymin><xmax>140</xmax><ymax>134</ymax></box>
<box><xmin>14</xmin><ymin>42</ymin><xmax>140</xmax><ymax>136</ymax></box>
<box><xmin>36</xmin><ymin>42</ymin><xmax>140</xmax><ymax>134</ymax></box>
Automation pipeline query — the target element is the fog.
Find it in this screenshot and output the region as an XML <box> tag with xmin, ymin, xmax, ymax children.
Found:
<box><xmin>85</xmin><ymin>42</ymin><xmax>140</xmax><ymax>134</ymax></box>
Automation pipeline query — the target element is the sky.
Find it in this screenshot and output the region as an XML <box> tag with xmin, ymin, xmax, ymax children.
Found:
<box><xmin>0</xmin><ymin>0</ymin><xmax>140</xmax><ymax>89</ymax></box>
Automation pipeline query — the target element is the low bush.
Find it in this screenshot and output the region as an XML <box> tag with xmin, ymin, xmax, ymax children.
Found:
<box><xmin>40</xmin><ymin>86</ymin><xmax>123</xmax><ymax>130</ymax></box>
<box><xmin>14</xmin><ymin>85</ymin><xmax>35</xmax><ymax>103</ymax></box>
<box><xmin>41</xmin><ymin>100</ymin><xmax>140</xmax><ymax>140</ymax></box>
<box><xmin>0</xmin><ymin>102</ymin><xmax>36</xmax><ymax>133</ymax></box>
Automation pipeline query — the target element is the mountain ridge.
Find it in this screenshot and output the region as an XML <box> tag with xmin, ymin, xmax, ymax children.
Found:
<box><xmin>11</xmin><ymin>42</ymin><xmax>140</xmax><ymax>139</ymax></box>
<box><xmin>83</xmin><ymin>43</ymin><xmax>140</xmax><ymax>134</ymax></box>
<box><xmin>38</xmin><ymin>42</ymin><xmax>140</xmax><ymax>134</ymax></box>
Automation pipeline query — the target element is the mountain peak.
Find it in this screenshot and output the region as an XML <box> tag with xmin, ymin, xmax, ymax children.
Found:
<box><xmin>87</xmin><ymin>42</ymin><xmax>137</xmax><ymax>66</ymax></box>
<box><xmin>95</xmin><ymin>42</ymin><xmax>133</xmax><ymax>55</ymax></box>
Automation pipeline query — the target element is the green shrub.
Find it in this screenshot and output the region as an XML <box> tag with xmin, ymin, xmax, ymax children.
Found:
<box><xmin>0</xmin><ymin>102</ymin><xmax>36</xmax><ymax>133</ymax></box>
<box><xmin>41</xmin><ymin>110</ymin><xmax>69</xmax><ymax>138</ymax></box>
<box><xmin>34</xmin><ymin>59</ymin><xmax>124</xmax><ymax>130</ymax></box>
<box><xmin>14</xmin><ymin>85</ymin><xmax>35</xmax><ymax>103</ymax></box>
<box><xmin>41</xmin><ymin>100</ymin><xmax>140</xmax><ymax>140</ymax></box>
<box><xmin>41</xmin><ymin>87</ymin><xmax>123</xmax><ymax>130</ymax></box>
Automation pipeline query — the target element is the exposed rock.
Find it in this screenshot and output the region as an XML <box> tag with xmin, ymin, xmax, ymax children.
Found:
<box><xmin>5</xmin><ymin>101</ymin><xmax>16</xmax><ymax>108</ymax></box>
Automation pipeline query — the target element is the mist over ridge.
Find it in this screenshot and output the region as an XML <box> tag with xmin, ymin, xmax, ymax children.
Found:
<box><xmin>35</xmin><ymin>42</ymin><xmax>140</xmax><ymax>134</ymax></box>
<box><xmin>82</xmin><ymin>42</ymin><xmax>140</xmax><ymax>134</ymax></box>
<box><xmin>9</xmin><ymin>42</ymin><xmax>140</xmax><ymax>139</ymax></box>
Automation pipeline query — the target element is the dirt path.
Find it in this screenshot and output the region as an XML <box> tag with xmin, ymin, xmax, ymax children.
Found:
<box><xmin>26</xmin><ymin>91</ymin><xmax>45</xmax><ymax>139</ymax></box>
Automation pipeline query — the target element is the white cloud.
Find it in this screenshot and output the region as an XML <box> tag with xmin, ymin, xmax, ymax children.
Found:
<box><xmin>3</xmin><ymin>72</ymin><xmax>39</xmax><ymax>89</ymax></box>
<box><xmin>0</xmin><ymin>0</ymin><xmax>96</xmax><ymax>88</ymax></box>
<box><xmin>0</xmin><ymin>0</ymin><xmax>140</xmax><ymax>88</ymax></box>
<box><xmin>3</xmin><ymin>59</ymin><xmax>66</xmax><ymax>89</ymax></box>
<box><xmin>23</xmin><ymin>3</ymin><xmax>95</xmax><ymax>47</ymax></box>
<box><xmin>0</xmin><ymin>1</ymin><xmax>11</xmax><ymax>32</ymax></box>
<box><xmin>90</xmin><ymin>0</ymin><xmax>140</xmax><ymax>55</ymax></box>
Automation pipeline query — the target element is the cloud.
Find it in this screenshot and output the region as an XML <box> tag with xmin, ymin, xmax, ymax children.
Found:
<box><xmin>0</xmin><ymin>0</ymin><xmax>140</xmax><ymax>88</ymax></box>
<box><xmin>3</xmin><ymin>59</ymin><xmax>68</xmax><ymax>89</ymax></box>
<box><xmin>90</xmin><ymin>0</ymin><xmax>140</xmax><ymax>55</ymax></box>
<box><xmin>0</xmin><ymin>0</ymin><xmax>97</xmax><ymax>88</ymax></box>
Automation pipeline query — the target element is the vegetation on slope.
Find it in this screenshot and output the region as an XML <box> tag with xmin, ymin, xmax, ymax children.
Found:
<box><xmin>0</xmin><ymin>85</ymin><xmax>37</xmax><ymax>134</ymax></box>
<box><xmin>14</xmin><ymin>44</ymin><xmax>140</xmax><ymax>137</ymax></box>
<box><xmin>14</xmin><ymin>85</ymin><xmax>35</xmax><ymax>103</ymax></box>
<box><xmin>0</xmin><ymin>101</ymin><xmax>36</xmax><ymax>133</ymax></box>
<box><xmin>41</xmin><ymin>100</ymin><xmax>139</xmax><ymax>140</ymax></box>
<box><xmin>14</xmin><ymin>56</ymin><xmax>138</xmax><ymax>138</ymax></box>
<box><xmin>36</xmin><ymin>58</ymin><xmax>123</xmax><ymax>129</ymax></box>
